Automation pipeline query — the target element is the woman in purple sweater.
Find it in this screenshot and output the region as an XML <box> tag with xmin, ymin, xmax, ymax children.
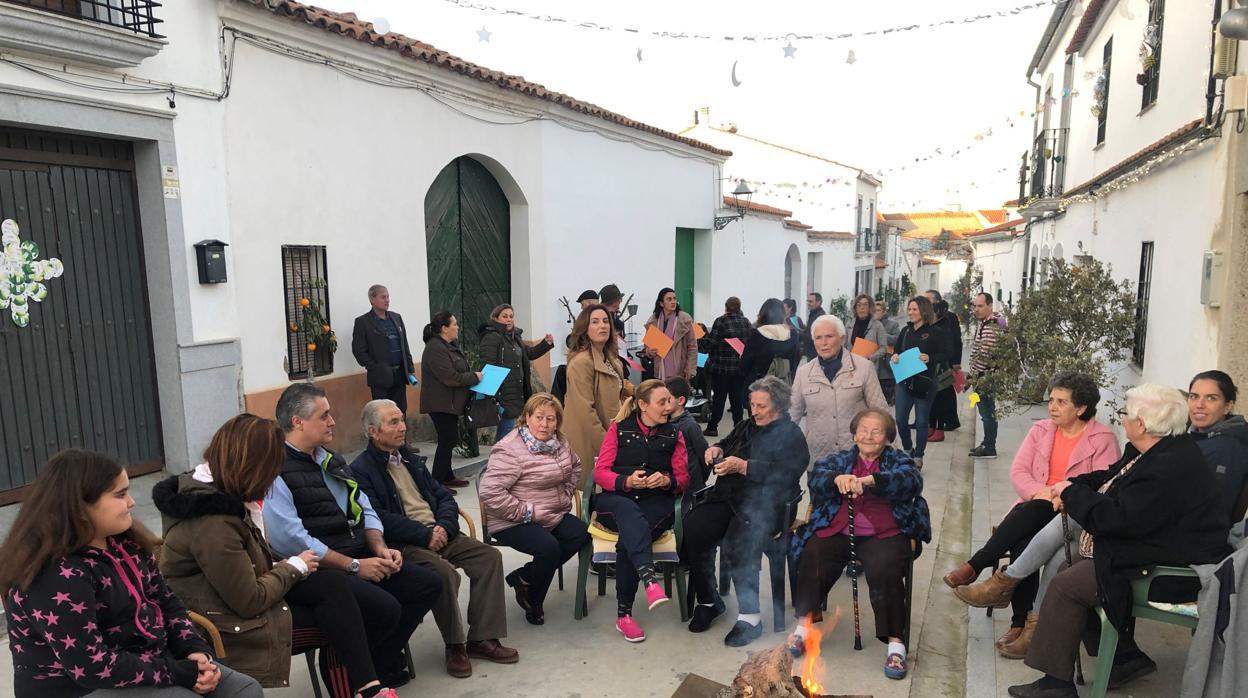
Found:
<box><xmin>0</xmin><ymin>449</ymin><xmax>263</xmax><ymax>697</ymax></box>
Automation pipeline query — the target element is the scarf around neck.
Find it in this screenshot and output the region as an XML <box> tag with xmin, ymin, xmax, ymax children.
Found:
<box><xmin>519</xmin><ymin>426</ymin><xmax>561</xmax><ymax>454</ymax></box>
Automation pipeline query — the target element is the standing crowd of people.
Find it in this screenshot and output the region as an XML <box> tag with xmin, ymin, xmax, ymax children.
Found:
<box><xmin>4</xmin><ymin>281</ymin><xmax>1246</xmax><ymax>697</ymax></box>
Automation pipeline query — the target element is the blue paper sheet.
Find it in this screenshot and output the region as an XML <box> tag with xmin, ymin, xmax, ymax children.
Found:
<box><xmin>697</xmin><ymin>352</ymin><xmax>708</xmax><ymax>368</ymax></box>
<box><xmin>889</xmin><ymin>347</ymin><xmax>927</xmax><ymax>383</ymax></box>
<box><xmin>471</xmin><ymin>364</ymin><xmax>510</xmax><ymax>396</ymax></box>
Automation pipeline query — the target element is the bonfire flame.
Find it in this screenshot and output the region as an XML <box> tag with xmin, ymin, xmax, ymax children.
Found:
<box><xmin>799</xmin><ymin>607</ymin><xmax>841</xmax><ymax>696</ymax></box>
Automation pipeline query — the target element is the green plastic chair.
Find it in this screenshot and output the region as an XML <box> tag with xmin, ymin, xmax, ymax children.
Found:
<box><xmin>1089</xmin><ymin>564</ymin><xmax>1199</xmax><ymax>698</ymax></box>
<box><xmin>572</xmin><ymin>486</ymin><xmax>689</xmax><ymax>621</ymax></box>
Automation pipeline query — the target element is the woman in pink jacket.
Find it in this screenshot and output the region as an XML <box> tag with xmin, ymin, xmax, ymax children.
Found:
<box><xmin>480</xmin><ymin>393</ymin><xmax>591</xmax><ymax>626</ymax></box>
<box><xmin>942</xmin><ymin>372</ymin><xmax>1120</xmax><ymax>658</ymax></box>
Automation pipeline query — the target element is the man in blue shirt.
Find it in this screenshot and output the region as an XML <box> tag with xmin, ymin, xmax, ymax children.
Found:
<box><xmin>264</xmin><ymin>382</ymin><xmax>441</xmax><ymax>688</ymax></box>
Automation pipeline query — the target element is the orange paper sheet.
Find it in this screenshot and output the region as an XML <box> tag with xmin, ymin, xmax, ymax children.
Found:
<box><xmin>693</xmin><ymin>323</ymin><xmax>706</xmax><ymax>340</ymax></box>
<box><xmin>851</xmin><ymin>337</ymin><xmax>879</xmax><ymax>358</ymax></box>
<box><xmin>642</xmin><ymin>325</ymin><xmax>675</xmax><ymax>359</ymax></box>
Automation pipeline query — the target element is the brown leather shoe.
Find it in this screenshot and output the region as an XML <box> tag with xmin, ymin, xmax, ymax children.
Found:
<box><xmin>995</xmin><ymin>626</ymin><xmax>1024</xmax><ymax>650</ymax></box>
<box><xmin>466</xmin><ymin>639</ymin><xmax>519</xmax><ymax>664</ymax></box>
<box><xmin>445</xmin><ymin>644</ymin><xmax>472</xmax><ymax>678</ymax></box>
<box><xmin>952</xmin><ymin>569</ymin><xmax>1019</xmax><ymax>609</ymax></box>
<box><xmin>999</xmin><ymin>611</ymin><xmax>1037</xmax><ymax>659</ymax></box>
<box><xmin>928</xmin><ymin>428</ymin><xmax>945</xmax><ymax>442</ymax></box>
<box><xmin>441</xmin><ymin>477</ymin><xmax>470</xmax><ymax>488</ymax></box>
<box><xmin>942</xmin><ymin>563</ymin><xmax>978</xmax><ymax>588</ymax></box>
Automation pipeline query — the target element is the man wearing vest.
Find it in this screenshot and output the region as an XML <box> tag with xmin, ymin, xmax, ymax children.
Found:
<box><xmin>263</xmin><ymin>383</ymin><xmax>442</xmax><ymax>688</ymax></box>
<box><xmin>351</xmin><ymin>399</ymin><xmax>517</xmax><ymax>679</ymax></box>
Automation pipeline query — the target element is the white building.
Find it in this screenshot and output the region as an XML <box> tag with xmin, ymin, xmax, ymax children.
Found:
<box><xmin>0</xmin><ymin>0</ymin><xmax>744</xmax><ymax>495</ymax></box>
<box><xmin>964</xmin><ymin>218</ymin><xmax>1027</xmax><ymax>309</ymax></box>
<box><xmin>1017</xmin><ymin>0</ymin><xmax>1240</xmax><ymax>387</ymax></box>
<box><xmin>879</xmin><ymin>208</ymin><xmax>1012</xmax><ymax>299</ymax></box>
<box><xmin>681</xmin><ymin>115</ymin><xmax>884</xmax><ymax>299</ymax></box>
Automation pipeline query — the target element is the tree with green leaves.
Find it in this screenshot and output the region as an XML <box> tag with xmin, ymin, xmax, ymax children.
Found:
<box><xmin>948</xmin><ymin>263</ymin><xmax>984</xmax><ymax>330</ymax></box>
<box><xmin>974</xmin><ymin>258</ymin><xmax>1136</xmax><ymax>416</ymax></box>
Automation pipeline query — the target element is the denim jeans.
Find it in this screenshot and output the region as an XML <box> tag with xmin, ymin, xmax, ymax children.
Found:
<box><xmin>495</xmin><ymin>417</ymin><xmax>517</xmax><ymax>442</ymax></box>
<box><xmin>895</xmin><ymin>382</ymin><xmax>936</xmax><ymax>457</ymax></box>
<box><xmin>977</xmin><ymin>393</ymin><xmax>998</xmax><ymax>448</ymax></box>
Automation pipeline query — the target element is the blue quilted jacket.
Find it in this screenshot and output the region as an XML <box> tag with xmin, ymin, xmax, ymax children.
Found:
<box><xmin>791</xmin><ymin>445</ymin><xmax>932</xmax><ymax>564</ymax></box>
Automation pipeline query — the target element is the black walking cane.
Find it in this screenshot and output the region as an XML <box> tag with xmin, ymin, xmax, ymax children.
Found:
<box><xmin>1061</xmin><ymin>512</ymin><xmax>1085</xmax><ymax>686</ymax></box>
<box><xmin>848</xmin><ymin>494</ymin><xmax>863</xmax><ymax>651</ymax></box>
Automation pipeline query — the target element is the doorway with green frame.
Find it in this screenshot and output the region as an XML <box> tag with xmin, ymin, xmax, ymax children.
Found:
<box><xmin>674</xmin><ymin>227</ymin><xmax>695</xmax><ymax>317</ymax></box>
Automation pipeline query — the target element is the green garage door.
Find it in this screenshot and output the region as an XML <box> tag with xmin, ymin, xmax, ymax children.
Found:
<box><xmin>674</xmin><ymin>227</ymin><xmax>695</xmax><ymax>317</ymax></box>
<box><xmin>424</xmin><ymin>157</ymin><xmax>510</xmax><ymax>354</ymax></box>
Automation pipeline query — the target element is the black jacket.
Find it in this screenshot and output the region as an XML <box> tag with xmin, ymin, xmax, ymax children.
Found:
<box><xmin>707</xmin><ymin>311</ymin><xmax>752</xmax><ymax>375</ymax></box>
<box><xmin>478</xmin><ymin>321</ymin><xmax>553</xmax><ymax>418</ymax></box>
<box><xmin>739</xmin><ymin>325</ymin><xmax>801</xmax><ymax>385</ymax></box>
<box><xmin>895</xmin><ymin>322</ymin><xmax>951</xmax><ymax>379</ymax></box>
<box><xmin>1191</xmin><ymin>415</ymin><xmax>1248</xmax><ymax>523</ymax></box>
<box><xmin>278</xmin><ymin>445</ymin><xmax>368</xmax><ymax>557</ymax></box>
<box><xmin>670</xmin><ymin>410</ymin><xmax>710</xmax><ymax>491</ymax></box>
<box><xmin>351</xmin><ymin>310</ymin><xmax>415</xmax><ymax>390</ymax></box>
<box><xmin>804</xmin><ymin>307</ymin><xmax>826</xmax><ymax>360</ymax></box>
<box><xmin>1063</xmin><ymin>435</ymin><xmax>1231</xmax><ymax>632</ymax></box>
<box><xmin>349</xmin><ymin>442</ymin><xmax>460</xmax><ymax>549</ymax></box>
<box><xmin>706</xmin><ymin>417</ymin><xmax>810</xmax><ymax>537</ymax></box>
<box><xmin>419</xmin><ymin>337</ymin><xmax>479</xmax><ymax>415</ymax></box>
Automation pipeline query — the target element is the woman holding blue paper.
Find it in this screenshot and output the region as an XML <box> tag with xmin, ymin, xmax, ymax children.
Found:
<box><xmin>479</xmin><ymin>304</ymin><xmax>555</xmax><ymax>441</ymax></box>
<box><xmin>889</xmin><ymin>296</ymin><xmax>950</xmax><ymax>470</ymax></box>
<box><xmin>421</xmin><ymin>311</ymin><xmax>482</xmax><ymax>488</ymax></box>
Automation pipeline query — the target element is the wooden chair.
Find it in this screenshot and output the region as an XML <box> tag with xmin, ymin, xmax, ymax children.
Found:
<box><xmin>573</xmin><ymin>486</ymin><xmax>689</xmax><ymax>621</ymax></box>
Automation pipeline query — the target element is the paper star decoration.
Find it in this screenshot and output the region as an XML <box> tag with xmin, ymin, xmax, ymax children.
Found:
<box><xmin>782</xmin><ymin>41</ymin><xmax>797</xmax><ymax>58</ymax></box>
<box><xmin>846</xmin><ymin>49</ymin><xmax>857</xmax><ymax>65</ymax></box>
<box><xmin>477</xmin><ymin>26</ymin><xmax>492</xmax><ymax>42</ymax></box>
<box><xmin>0</xmin><ymin>219</ymin><xmax>65</xmax><ymax>328</ymax></box>
<box><xmin>636</xmin><ymin>48</ymin><xmax>643</xmax><ymax>63</ymax></box>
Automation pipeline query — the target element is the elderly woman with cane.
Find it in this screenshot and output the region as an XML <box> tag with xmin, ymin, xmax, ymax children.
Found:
<box><xmin>788</xmin><ymin>408</ymin><xmax>931</xmax><ymax>680</ymax></box>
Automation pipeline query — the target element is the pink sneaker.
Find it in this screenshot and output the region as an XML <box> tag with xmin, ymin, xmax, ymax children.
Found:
<box><xmin>616</xmin><ymin>615</ymin><xmax>646</xmax><ymax>642</ymax></box>
<box><xmin>359</xmin><ymin>689</ymin><xmax>399</xmax><ymax>698</ymax></box>
<box><xmin>645</xmin><ymin>582</ymin><xmax>670</xmax><ymax>610</ymax></box>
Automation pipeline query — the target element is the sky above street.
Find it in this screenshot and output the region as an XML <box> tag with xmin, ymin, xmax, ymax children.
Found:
<box><xmin>315</xmin><ymin>0</ymin><xmax>1058</xmax><ymax>211</ymax></box>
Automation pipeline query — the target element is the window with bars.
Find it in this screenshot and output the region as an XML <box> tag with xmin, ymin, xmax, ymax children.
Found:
<box><xmin>1132</xmin><ymin>242</ymin><xmax>1154</xmax><ymax>367</ymax></box>
<box><xmin>1097</xmin><ymin>38</ymin><xmax>1112</xmax><ymax>145</ymax></box>
<box><xmin>2</xmin><ymin>0</ymin><xmax>165</xmax><ymax>37</ymax></box>
<box><xmin>282</xmin><ymin>245</ymin><xmax>333</xmax><ymax>379</ymax></box>
<box><xmin>1140</xmin><ymin>0</ymin><xmax>1164</xmax><ymax>109</ymax></box>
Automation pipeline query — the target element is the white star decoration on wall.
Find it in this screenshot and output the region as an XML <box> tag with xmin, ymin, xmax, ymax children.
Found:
<box><xmin>0</xmin><ymin>219</ymin><xmax>65</xmax><ymax>328</ymax></box>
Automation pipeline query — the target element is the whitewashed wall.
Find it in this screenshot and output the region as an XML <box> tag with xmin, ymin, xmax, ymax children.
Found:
<box><xmin>971</xmin><ymin>234</ymin><xmax>1027</xmax><ymax>308</ymax></box>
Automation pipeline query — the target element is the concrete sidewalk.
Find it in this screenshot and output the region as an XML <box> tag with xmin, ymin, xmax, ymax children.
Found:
<box><xmin>0</xmin><ymin>418</ymin><xmax>968</xmax><ymax>697</ymax></box>
<box><xmin>961</xmin><ymin>404</ymin><xmax>1194</xmax><ymax>697</ymax></box>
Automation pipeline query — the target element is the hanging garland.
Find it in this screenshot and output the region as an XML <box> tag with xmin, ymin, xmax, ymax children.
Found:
<box><xmin>0</xmin><ymin>218</ymin><xmax>65</xmax><ymax>328</ymax></box>
<box><xmin>1136</xmin><ymin>20</ymin><xmax>1160</xmax><ymax>85</ymax></box>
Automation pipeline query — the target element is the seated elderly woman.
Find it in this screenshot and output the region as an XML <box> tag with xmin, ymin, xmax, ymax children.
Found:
<box><xmin>945</xmin><ymin>372</ymin><xmax>1119</xmax><ymax>658</ymax></box>
<box><xmin>1007</xmin><ymin>384</ymin><xmax>1231</xmax><ymax>698</ymax></box>
<box><xmin>788</xmin><ymin>409</ymin><xmax>930</xmax><ymax>680</ymax></box>
<box><xmin>682</xmin><ymin>375</ymin><xmax>810</xmax><ymax>647</ymax></box>
<box><xmin>790</xmin><ymin>314</ymin><xmax>888</xmax><ymax>466</ymax></box>
<box><xmin>480</xmin><ymin>393</ymin><xmax>592</xmax><ymax>626</ymax></box>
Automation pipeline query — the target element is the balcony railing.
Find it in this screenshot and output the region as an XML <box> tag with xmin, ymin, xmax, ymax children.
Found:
<box><xmin>856</xmin><ymin>228</ymin><xmax>880</xmax><ymax>253</ymax></box>
<box><xmin>3</xmin><ymin>0</ymin><xmax>164</xmax><ymax>37</ymax></box>
<box><xmin>1018</xmin><ymin>128</ymin><xmax>1068</xmax><ymax>210</ymax></box>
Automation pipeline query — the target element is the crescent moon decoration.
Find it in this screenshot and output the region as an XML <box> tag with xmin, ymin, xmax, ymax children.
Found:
<box><xmin>731</xmin><ymin>60</ymin><xmax>742</xmax><ymax>87</ymax></box>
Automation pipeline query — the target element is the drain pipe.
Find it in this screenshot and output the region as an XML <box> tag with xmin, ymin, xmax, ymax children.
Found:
<box><xmin>1021</xmin><ymin>75</ymin><xmax>1043</xmax><ymax>291</ymax></box>
<box><xmin>1207</xmin><ymin>0</ymin><xmax>1226</xmax><ymax>127</ymax></box>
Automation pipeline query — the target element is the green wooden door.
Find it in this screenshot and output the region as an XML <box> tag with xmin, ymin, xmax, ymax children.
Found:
<box><xmin>674</xmin><ymin>227</ymin><xmax>695</xmax><ymax>317</ymax></box>
<box><xmin>425</xmin><ymin>157</ymin><xmax>510</xmax><ymax>354</ymax></box>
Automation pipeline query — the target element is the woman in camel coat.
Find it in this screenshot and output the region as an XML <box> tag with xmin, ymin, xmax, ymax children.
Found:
<box><xmin>564</xmin><ymin>304</ymin><xmax>631</xmax><ymax>489</ymax></box>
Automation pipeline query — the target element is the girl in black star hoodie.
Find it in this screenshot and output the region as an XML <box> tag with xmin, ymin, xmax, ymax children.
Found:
<box><xmin>0</xmin><ymin>449</ymin><xmax>263</xmax><ymax>698</ymax></box>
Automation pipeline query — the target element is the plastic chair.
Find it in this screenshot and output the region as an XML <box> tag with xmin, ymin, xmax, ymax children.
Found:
<box><xmin>573</xmin><ymin>486</ymin><xmax>688</xmax><ymax>621</ymax></box>
<box><xmin>712</xmin><ymin>492</ymin><xmax>804</xmax><ymax>632</ymax></box>
<box><xmin>474</xmin><ymin>481</ymin><xmax>564</xmax><ymax>591</ymax></box>
<box><xmin>1087</xmin><ymin>565</ymin><xmax>1199</xmax><ymax>698</ymax></box>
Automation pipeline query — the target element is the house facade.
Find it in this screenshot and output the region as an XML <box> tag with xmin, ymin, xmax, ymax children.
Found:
<box><xmin>0</xmin><ymin>0</ymin><xmax>734</xmax><ymax>497</ymax></box>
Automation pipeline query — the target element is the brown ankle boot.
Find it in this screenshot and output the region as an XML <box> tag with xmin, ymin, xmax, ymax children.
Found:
<box><xmin>998</xmin><ymin>611</ymin><xmax>1037</xmax><ymax>659</ymax></box>
<box><xmin>995</xmin><ymin>626</ymin><xmax>1023</xmax><ymax>650</ymax></box>
<box><xmin>952</xmin><ymin>569</ymin><xmax>1019</xmax><ymax>609</ymax></box>
<box><xmin>943</xmin><ymin>563</ymin><xmax>978</xmax><ymax>588</ymax></box>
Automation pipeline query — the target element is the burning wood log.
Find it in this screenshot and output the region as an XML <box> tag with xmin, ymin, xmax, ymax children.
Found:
<box><xmin>716</xmin><ymin>644</ymin><xmax>801</xmax><ymax>698</ymax></box>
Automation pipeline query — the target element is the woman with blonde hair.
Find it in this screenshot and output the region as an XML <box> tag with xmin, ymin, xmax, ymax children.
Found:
<box><xmin>565</xmin><ymin>304</ymin><xmax>632</xmax><ymax>489</ymax></box>
<box><xmin>481</xmin><ymin>393</ymin><xmax>591</xmax><ymax>625</ymax></box>
<box><xmin>592</xmin><ymin>379</ymin><xmax>690</xmax><ymax>642</ymax></box>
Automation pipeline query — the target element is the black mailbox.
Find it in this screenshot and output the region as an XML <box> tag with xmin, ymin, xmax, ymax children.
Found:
<box><xmin>193</xmin><ymin>239</ymin><xmax>229</xmax><ymax>284</ymax></box>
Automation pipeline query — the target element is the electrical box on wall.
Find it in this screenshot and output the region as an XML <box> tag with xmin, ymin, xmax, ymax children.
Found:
<box><xmin>1201</xmin><ymin>250</ymin><xmax>1225</xmax><ymax>307</ymax></box>
<box><xmin>193</xmin><ymin>240</ymin><xmax>229</xmax><ymax>284</ymax></box>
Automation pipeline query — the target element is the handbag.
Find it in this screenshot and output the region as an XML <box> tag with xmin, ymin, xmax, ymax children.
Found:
<box><xmin>935</xmin><ymin>365</ymin><xmax>955</xmax><ymax>392</ymax></box>
<box><xmin>465</xmin><ymin>395</ymin><xmax>501</xmax><ymax>429</ymax></box>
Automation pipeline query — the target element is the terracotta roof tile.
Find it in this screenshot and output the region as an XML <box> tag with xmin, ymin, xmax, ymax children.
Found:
<box><xmin>726</xmin><ymin>196</ymin><xmax>792</xmax><ymax>217</ymax></box>
<box><xmin>977</xmin><ymin>209</ymin><xmax>1009</xmax><ymax>225</ymax></box>
<box><xmin>964</xmin><ymin>218</ymin><xmax>1025</xmax><ymax>238</ymax></box>
<box><xmin>882</xmin><ymin>210</ymin><xmax>982</xmax><ymax>238</ymax></box>
<box><xmin>806</xmin><ymin>230</ymin><xmax>855</xmax><ymax>241</ymax></box>
<box><xmin>783</xmin><ymin>219</ymin><xmax>813</xmax><ymax>230</ymax></box>
<box><xmin>1066</xmin><ymin>0</ymin><xmax>1109</xmax><ymax>55</ymax></box>
<box><xmin>874</xmin><ymin>259</ymin><xmax>888</xmax><ymax>269</ymax></box>
<box><xmin>241</xmin><ymin>1</ymin><xmax>731</xmax><ymax>157</ymax></box>
<box><xmin>920</xmin><ymin>256</ymin><xmax>942</xmax><ymax>265</ymax></box>
<box><xmin>1062</xmin><ymin>119</ymin><xmax>1205</xmax><ymax>198</ymax></box>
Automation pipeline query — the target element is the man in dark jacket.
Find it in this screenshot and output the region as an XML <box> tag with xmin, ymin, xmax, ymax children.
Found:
<box><xmin>350</xmin><ymin>399</ymin><xmax>516</xmax><ymax>679</ymax></box>
<box><xmin>706</xmin><ymin>297</ymin><xmax>753</xmax><ymax>435</ymax></box>
<box><xmin>263</xmin><ymin>383</ymin><xmax>440</xmax><ymax>688</ymax></box>
<box><xmin>351</xmin><ymin>285</ymin><xmax>416</xmax><ymax>414</ymax></box>
<box><xmin>804</xmin><ymin>293</ymin><xmax>826</xmax><ymax>361</ymax></box>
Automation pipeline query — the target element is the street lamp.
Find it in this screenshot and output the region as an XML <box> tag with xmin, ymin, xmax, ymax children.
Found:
<box><xmin>1220</xmin><ymin>2</ymin><xmax>1248</xmax><ymax>40</ymax></box>
<box><xmin>714</xmin><ymin>180</ymin><xmax>754</xmax><ymax>230</ymax></box>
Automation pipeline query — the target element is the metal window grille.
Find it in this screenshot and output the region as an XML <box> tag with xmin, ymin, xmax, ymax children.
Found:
<box><xmin>1140</xmin><ymin>0</ymin><xmax>1164</xmax><ymax>109</ymax></box>
<box><xmin>1</xmin><ymin>0</ymin><xmax>164</xmax><ymax>38</ymax></box>
<box><xmin>281</xmin><ymin>245</ymin><xmax>333</xmax><ymax>379</ymax></box>
<box><xmin>1132</xmin><ymin>241</ymin><xmax>1154</xmax><ymax>367</ymax></box>
<box><xmin>1098</xmin><ymin>38</ymin><xmax>1113</xmax><ymax>145</ymax></box>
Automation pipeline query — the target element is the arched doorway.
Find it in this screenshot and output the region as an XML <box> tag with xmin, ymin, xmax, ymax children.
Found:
<box><xmin>784</xmin><ymin>244</ymin><xmax>801</xmax><ymax>300</ymax></box>
<box><xmin>425</xmin><ymin>157</ymin><xmax>511</xmax><ymax>353</ymax></box>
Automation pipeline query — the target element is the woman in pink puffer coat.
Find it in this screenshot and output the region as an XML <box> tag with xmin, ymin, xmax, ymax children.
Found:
<box><xmin>480</xmin><ymin>393</ymin><xmax>591</xmax><ymax>625</ymax></box>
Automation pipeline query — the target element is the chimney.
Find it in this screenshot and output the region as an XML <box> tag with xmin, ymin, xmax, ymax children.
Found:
<box><xmin>693</xmin><ymin>110</ymin><xmax>699</xmax><ymax>125</ymax></box>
